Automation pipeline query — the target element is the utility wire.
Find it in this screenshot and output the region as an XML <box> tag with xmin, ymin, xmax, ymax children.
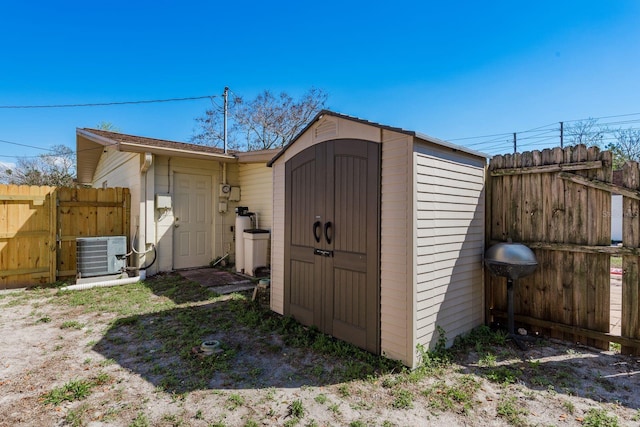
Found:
<box><xmin>0</xmin><ymin>138</ymin><xmax>55</xmax><ymax>151</ymax></box>
<box><xmin>563</xmin><ymin>112</ymin><xmax>640</xmax><ymax>124</ymax></box>
<box><xmin>0</xmin><ymin>95</ymin><xmax>215</xmax><ymax>109</ymax></box>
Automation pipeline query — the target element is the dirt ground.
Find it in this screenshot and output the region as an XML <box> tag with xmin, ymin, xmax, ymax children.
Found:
<box><xmin>1</xmin><ymin>275</ymin><xmax>639</xmax><ymax>427</ymax></box>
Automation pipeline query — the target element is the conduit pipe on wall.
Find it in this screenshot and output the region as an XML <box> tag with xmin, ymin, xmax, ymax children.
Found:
<box><xmin>60</xmin><ymin>276</ymin><xmax>141</xmax><ymax>292</ymax></box>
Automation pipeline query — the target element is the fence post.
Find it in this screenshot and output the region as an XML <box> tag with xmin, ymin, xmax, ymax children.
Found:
<box><xmin>49</xmin><ymin>188</ymin><xmax>57</xmax><ymax>283</ymax></box>
<box><xmin>622</xmin><ymin>161</ymin><xmax>640</xmax><ymax>355</ymax></box>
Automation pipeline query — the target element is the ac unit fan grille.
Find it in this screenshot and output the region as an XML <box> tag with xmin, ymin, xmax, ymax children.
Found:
<box><xmin>76</xmin><ymin>236</ymin><xmax>127</xmax><ymax>278</ymax></box>
<box><xmin>77</xmin><ymin>240</ymin><xmax>109</xmax><ymax>276</ymax></box>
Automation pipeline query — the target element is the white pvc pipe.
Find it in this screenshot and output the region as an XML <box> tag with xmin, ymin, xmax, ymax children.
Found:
<box><xmin>60</xmin><ymin>276</ymin><xmax>141</xmax><ymax>291</ymax></box>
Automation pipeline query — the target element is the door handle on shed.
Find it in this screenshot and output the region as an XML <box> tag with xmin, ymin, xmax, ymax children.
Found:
<box><xmin>313</xmin><ymin>221</ymin><xmax>322</xmax><ymax>243</ymax></box>
<box><xmin>324</xmin><ymin>221</ymin><xmax>332</xmax><ymax>244</ymax></box>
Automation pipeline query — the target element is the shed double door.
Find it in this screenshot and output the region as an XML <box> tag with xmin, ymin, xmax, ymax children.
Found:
<box><xmin>284</xmin><ymin>139</ymin><xmax>380</xmax><ymax>353</ymax></box>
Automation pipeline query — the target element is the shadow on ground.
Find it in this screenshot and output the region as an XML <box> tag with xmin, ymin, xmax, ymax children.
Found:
<box><xmin>455</xmin><ymin>336</ymin><xmax>640</xmax><ymax>410</ymax></box>
<box><xmin>139</xmin><ymin>269</ymin><xmax>257</xmax><ymax>305</ymax></box>
<box><xmin>93</xmin><ymin>294</ymin><xmax>398</xmax><ymax>393</ymax></box>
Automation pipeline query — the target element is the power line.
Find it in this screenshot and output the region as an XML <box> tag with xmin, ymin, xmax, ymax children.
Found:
<box><xmin>0</xmin><ymin>95</ymin><xmax>216</xmax><ymax>109</ymax></box>
<box><xmin>0</xmin><ymin>138</ymin><xmax>55</xmax><ymax>151</ymax></box>
<box><xmin>563</xmin><ymin>112</ymin><xmax>640</xmax><ymax>124</ymax></box>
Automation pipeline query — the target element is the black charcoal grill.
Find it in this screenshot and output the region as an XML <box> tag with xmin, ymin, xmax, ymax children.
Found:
<box><xmin>485</xmin><ymin>240</ymin><xmax>538</xmax><ymax>348</ymax></box>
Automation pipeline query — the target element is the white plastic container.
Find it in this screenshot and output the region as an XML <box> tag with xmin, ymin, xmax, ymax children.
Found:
<box><xmin>243</xmin><ymin>229</ymin><xmax>270</xmax><ymax>276</ymax></box>
<box><xmin>235</xmin><ymin>215</ymin><xmax>253</xmax><ymax>273</ymax></box>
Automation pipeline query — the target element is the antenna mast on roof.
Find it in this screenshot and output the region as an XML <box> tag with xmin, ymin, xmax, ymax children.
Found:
<box><xmin>223</xmin><ymin>87</ymin><xmax>229</xmax><ymax>154</ymax></box>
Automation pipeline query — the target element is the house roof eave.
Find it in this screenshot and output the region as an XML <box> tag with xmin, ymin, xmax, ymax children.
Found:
<box><xmin>76</xmin><ymin>128</ymin><xmax>239</xmax><ymax>185</ymax></box>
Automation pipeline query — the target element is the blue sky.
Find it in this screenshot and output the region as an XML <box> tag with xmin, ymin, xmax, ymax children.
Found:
<box><xmin>1</xmin><ymin>1</ymin><xmax>639</xmax><ymax>161</ymax></box>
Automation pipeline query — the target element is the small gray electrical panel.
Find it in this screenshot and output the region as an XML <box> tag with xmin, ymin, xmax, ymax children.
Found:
<box><xmin>155</xmin><ymin>193</ymin><xmax>172</xmax><ymax>210</ymax></box>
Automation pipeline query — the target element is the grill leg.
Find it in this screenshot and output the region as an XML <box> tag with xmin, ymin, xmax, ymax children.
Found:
<box><xmin>507</xmin><ymin>278</ymin><xmax>514</xmax><ymax>335</ymax></box>
<box><xmin>507</xmin><ymin>278</ymin><xmax>527</xmax><ymax>350</ymax></box>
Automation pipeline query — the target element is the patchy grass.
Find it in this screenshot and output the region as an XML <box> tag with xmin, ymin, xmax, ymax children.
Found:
<box><xmin>42</xmin><ymin>379</ymin><xmax>94</xmax><ymax>405</ymax></box>
<box><xmin>288</xmin><ymin>399</ymin><xmax>305</xmax><ymax>418</ymax></box>
<box><xmin>391</xmin><ymin>389</ymin><xmax>414</xmax><ymax>409</ymax></box>
<box><xmin>496</xmin><ymin>395</ymin><xmax>528</xmax><ymax>426</ymax></box>
<box><xmin>422</xmin><ymin>375</ymin><xmax>481</xmax><ymax>414</ymax></box>
<box><xmin>4</xmin><ymin>273</ymin><xmax>640</xmax><ymax>426</ymax></box>
<box><xmin>582</xmin><ymin>407</ymin><xmax>620</xmax><ymax>426</ymax></box>
<box><xmin>60</xmin><ymin>320</ymin><xmax>84</xmax><ymax>329</ymax></box>
<box><xmin>610</xmin><ymin>256</ymin><xmax>622</xmax><ymax>269</ymax></box>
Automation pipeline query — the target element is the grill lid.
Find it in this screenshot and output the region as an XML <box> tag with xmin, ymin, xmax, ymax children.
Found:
<box><xmin>485</xmin><ymin>242</ymin><xmax>538</xmax><ymax>280</ymax></box>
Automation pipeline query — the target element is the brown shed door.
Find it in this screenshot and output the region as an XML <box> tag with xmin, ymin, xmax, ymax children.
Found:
<box><xmin>284</xmin><ymin>139</ymin><xmax>380</xmax><ymax>353</ymax></box>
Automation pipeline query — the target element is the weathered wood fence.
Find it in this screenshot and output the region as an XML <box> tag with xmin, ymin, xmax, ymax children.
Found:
<box><xmin>487</xmin><ymin>145</ymin><xmax>640</xmax><ymax>354</ymax></box>
<box><xmin>0</xmin><ymin>185</ymin><xmax>130</xmax><ymax>289</ymax></box>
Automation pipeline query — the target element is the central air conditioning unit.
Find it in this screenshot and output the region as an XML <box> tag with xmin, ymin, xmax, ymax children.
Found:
<box><xmin>76</xmin><ymin>236</ymin><xmax>127</xmax><ymax>278</ymax></box>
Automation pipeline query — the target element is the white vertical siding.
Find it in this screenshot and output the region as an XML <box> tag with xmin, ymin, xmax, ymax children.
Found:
<box><xmin>379</xmin><ymin>131</ymin><xmax>412</xmax><ymax>365</ymax></box>
<box><xmin>413</xmin><ymin>143</ymin><xmax>485</xmax><ymax>353</ymax></box>
<box><xmin>238</xmin><ymin>163</ymin><xmax>273</xmax><ymax>230</ymax></box>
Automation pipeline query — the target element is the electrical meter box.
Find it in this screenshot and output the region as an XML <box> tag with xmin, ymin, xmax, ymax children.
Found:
<box><xmin>229</xmin><ymin>186</ymin><xmax>241</xmax><ymax>202</ymax></box>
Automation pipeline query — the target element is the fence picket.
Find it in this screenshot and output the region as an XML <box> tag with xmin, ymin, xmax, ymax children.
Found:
<box><xmin>488</xmin><ymin>145</ymin><xmax>636</xmax><ymax>353</ymax></box>
<box><xmin>622</xmin><ymin>162</ymin><xmax>640</xmax><ymax>354</ymax></box>
<box><xmin>0</xmin><ymin>185</ymin><xmax>130</xmax><ymax>288</ymax></box>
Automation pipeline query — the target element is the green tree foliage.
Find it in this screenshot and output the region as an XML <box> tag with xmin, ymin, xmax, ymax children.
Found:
<box><xmin>191</xmin><ymin>87</ymin><xmax>328</xmax><ymax>151</ymax></box>
<box><xmin>95</xmin><ymin>121</ymin><xmax>121</xmax><ymax>132</ymax></box>
<box><xmin>0</xmin><ymin>145</ymin><xmax>76</xmax><ymax>186</ymax></box>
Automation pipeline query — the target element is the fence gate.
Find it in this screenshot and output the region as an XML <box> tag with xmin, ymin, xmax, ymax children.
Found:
<box><xmin>56</xmin><ymin>187</ymin><xmax>130</xmax><ymax>278</ymax></box>
<box><xmin>488</xmin><ymin>145</ymin><xmax>640</xmax><ymax>354</ymax></box>
<box><xmin>0</xmin><ymin>185</ymin><xmax>56</xmax><ymax>289</ymax></box>
<box><xmin>0</xmin><ymin>186</ymin><xmax>130</xmax><ymax>289</ymax></box>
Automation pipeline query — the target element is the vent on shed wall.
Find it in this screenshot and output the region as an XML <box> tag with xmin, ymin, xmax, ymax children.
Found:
<box><xmin>77</xmin><ymin>236</ymin><xmax>127</xmax><ymax>277</ymax></box>
<box><xmin>315</xmin><ymin>119</ymin><xmax>337</xmax><ymax>140</ymax></box>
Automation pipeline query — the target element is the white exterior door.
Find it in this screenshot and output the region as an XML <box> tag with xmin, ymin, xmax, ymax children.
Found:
<box><xmin>173</xmin><ymin>173</ymin><xmax>212</xmax><ymax>269</ymax></box>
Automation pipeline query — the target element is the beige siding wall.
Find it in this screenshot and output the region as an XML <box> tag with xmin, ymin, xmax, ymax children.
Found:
<box><xmin>413</xmin><ymin>143</ymin><xmax>485</xmax><ymax>356</ymax></box>
<box><xmin>238</xmin><ymin>163</ymin><xmax>273</xmax><ymax>230</ymax></box>
<box><xmin>93</xmin><ymin>148</ymin><xmax>140</xmax><ymax>190</ymax></box>
<box><xmin>379</xmin><ymin>131</ymin><xmax>413</xmax><ymax>365</ymax></box>
<box><xmin>92</xmin><ymin>148</ymin><xmax>141</xmax><ymax>255</ymax></box>
<box><xmin>271</xmin><ymin>162</ymin><xmax>286</xmax><ymax>314</ymax></box>
<box><xmin>271</xmin><ymin>115</ymin><xmax>383</xmax><ymax>315</ymax></box>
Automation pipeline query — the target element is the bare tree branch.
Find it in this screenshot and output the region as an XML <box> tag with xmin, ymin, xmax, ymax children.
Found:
<box><xmin>191</xmin><ymin>88</ymin><xmax>328</xmax><ymax>151</ymax></box>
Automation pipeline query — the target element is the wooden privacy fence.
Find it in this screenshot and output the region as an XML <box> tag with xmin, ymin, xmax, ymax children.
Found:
<box><xmin>487</xmin><ymin>144</ymin><xmax>640</xmax><ymax>354</ymax></box>
<box><xmin>0</xmin><ymin>185</ymin><xmax>130</xmax><ymax>289</ymax></box>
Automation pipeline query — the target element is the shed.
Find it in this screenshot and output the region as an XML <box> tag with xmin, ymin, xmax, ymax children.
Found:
<box><xmin>268</xmin><ymin>111</ymin><xmax>488</xmax><ymax>368</ymax></box>
<box><xmin>76</xmin><ymin>128</ymin><xmax>277</xmax><ymax>275</ymax></box>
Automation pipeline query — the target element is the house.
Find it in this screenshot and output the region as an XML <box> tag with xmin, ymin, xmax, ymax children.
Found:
<box><xmin>268</xmin><ymin>110</ymin><xmax>488</xmax><ymax>368</ymax></box>
<box><xmin>76</xmin><ymin>129</ymin><xmax>277</xmax><ymax>275</ymax></box>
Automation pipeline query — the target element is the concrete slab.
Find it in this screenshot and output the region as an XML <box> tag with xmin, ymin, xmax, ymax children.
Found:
<box><xmin>178</xmin><ymin>268</ymin><xmax>254</xmax><ymax>295</ymax></box>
